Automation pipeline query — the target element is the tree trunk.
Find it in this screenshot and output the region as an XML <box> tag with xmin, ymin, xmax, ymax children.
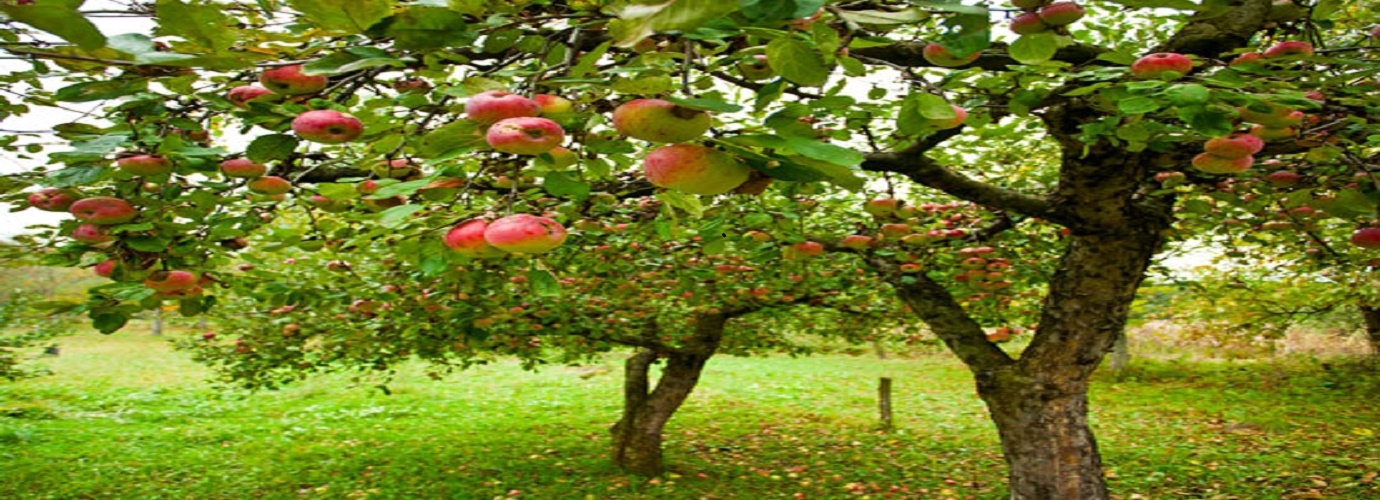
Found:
<box><xmin>1358</xmin><ymin>305</ymin><xmax>1380</xmax><ymax>357</ymax></box>
<box><xmin>609</xmin><ymin>313</ymin><xmax>726</xmax><ymax>475</ymax></box>
<box><xmin>980</xmin><ymin>369</ymin><xmax>1107</xmax><ymax>499</ymax></box>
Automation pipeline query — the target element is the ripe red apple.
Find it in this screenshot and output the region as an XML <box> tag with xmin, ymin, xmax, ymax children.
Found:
<box><xmin>880</xmin><ymin>223</ymin><xmax>912</xmax><ymax>237</ymax></box>
<box><xmin>919</xmin><ymin>104</ymin><xmax>968</xmax><ymax>131</ymax></box>
<box><xmin>220</xmin><ymin>158</ymin><xmax>268</xmax><ymax>178</ymax></box>
<box><xmin>443</xmin><ymin>219</ymin><xmax>508</xmax><ymax>258</ymax></box>
<box><xmin>247</xmin><ymin>176</ymin><xmax>292</xmax><ymax>195</ymax></box>
<box><xmin>486</xmin><ymin>117</ymin><xmax>565</xmax><ymax>155</ymax></box>
<box><xmin>1037</xmin><ymin>2</ymin><xmax>1085</xmax><ymax>27</ymax></box>
<box><xmin>1203</xmin><ymin>133</ymin><xmax>1264</xmax><ymax>159</ymax></box>
<box><xmin>1130</xmin><ymin>52</ymin><xmax>1192</xmax><ymax>80</ymax></box>
<box><xmin>465</xmin><ymin>90</ymin><xmax>541</xmax><ymax>124</ymax></box>
<box><xmin>791</xmin><ymin>241</ymin><xmax>825</xmax><ymax>258</ymax></box>
<box><xmin>117</xmin><ymin>154</ymin><xmax>171</xmax><ymax>176</ymax></box>
<box><xmin>291</xmin><ymin>110</ymin><xmax>364</xmax><ymax>144</ymax></box>
<box><xmin>899</xmin><ymin>263</ymin><xmax>923</xmax><ymax>273</ymax></box>
<box><xmin>93</xmin><ymin>258</ymin><xmax>119</xmax><ymax>278</ymax></box>
<box><xmin>144</xmin><ymin>270</ymin><xmax>199</xmax><ymax>292</ymax></box>
<box><xmin>483</xmin><ymin>214</ymin><xmax>568</xmax><ymax>254</ymax></box>
<box><xmin>227</xmin><ymin>85</ymin><xmax>274</xmax><ymax>106</ymax></box>
<box><xmin>259</xmin><ymin>64</ymin><xmax>327</xmax><ymax>95</ymax></box>
<box><xmin>642</xmin><ymin>144</ymin><xmax>751</xmax><ymax>196</ymax></box>
<box><xmin>1265</xmin><ymin>170</ymin><xmax>1302</xmax><ymax>187</ymax></box>
<box><xmin>1263</xmin><ymin>41</ymin><xmax>1314</xmax><ymax>59</ymax></box>
<box><xmin>1191</xmin><ymin>153</ymin><xmax>1254</xmax><ymax>174</ymax></box>
<box><xmin>840</xmin><ymin>235</ymin><xmax>875</xmax><ymax>250</ymax></box>
<box><xmin>1009</xmin><ymin>12</ymin><xmax>1048</xmax><ymax>35</ymax></box>
<box><xmin>1370</xmin><ymin>25</ymin><xmax>1380</xmax><ymax>38</ymax></box>
<box><xmin>612</xmin><ymin>99</ymin><xmax>712</xmax><ymax>143</ymax></box>
<box><xmin>1351</xmin><ymin>227</ymin><xmax>1380</xmax><ymax>249</ymax></box>
<box><xmin>357</xmin><ymin>179</ymin><xmax>380</xmax><ymax>195</ymax></box>
<box><xmin>534</xmin><ymin>94</ymin><xmax>574</xmax><ymax>115</ymax></box>
<box><xmin>737</xmin><ymin>54</ymin><xmax>775</xmax><ymax>81</ymax></box>
<box><xmin>71</xmin><ymin>223</ymin><xmax>114</xmax><ymax>244</ymax></box>
<box><xmin>922</xmin><ymin>43</ymin><xmax>980</xmax><ymax>67</ymax></box>
<box><xmin>1229</xmin><ymin>52</ymin><xmax>1264</xmax><ymax>67</ymax></box>
<box><xmin>27</xmin><ymin>188</ymin><xmax>79</xmax><ymax>212</ymax></box>
<box><xmin>69</xmin><ymin>197</ymin><xmax>137</xmax><ymax>225</ymax></box>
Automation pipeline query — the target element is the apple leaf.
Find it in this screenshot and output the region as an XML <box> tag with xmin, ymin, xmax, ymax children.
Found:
<box><xmin>569</xmin><ymin>41</ymin><xmax>611</xmax><ymax>78</ymax></box>
<box><xmin>154</xmin><ymin>0</ymin><xmax>239</xmax><ymax>52</ymax></box>
<box><xmin>44</xmin><ymin>166</ymin><xmax>105</xmax><ymax>188</ymax></box>
<box><xmin>1117</xmin><ymin>96</ymin><xmax>1160</xmax><ymax>115</ymax></box>
<box><xmin>834</xmin><ymin>8</ymin><xmax>929</xmax><ymax>25</ymax></box>
<box><xmin>419</xmin><ymin>121</ymin><xmax>484</xmax><ymax>158</ymax></box>
<box><xmin>246</xmin><ymin>134</ymin><xmax>299</xmax><ymax>164</ymax></box>
<box><xmin>1009</xmin><ymin>32</ymin><xmax>1059</xmax><ymax>65</ymax></box>
<box><xmin>0</xmin><ymin>1</ymin><xmax>106</xmax><ymax>51</ymax></box>
<box><xmin>378</xmin><ymin>204</ymin><xmax>424</xmax><ymax>228</ymax></box>
<box><xmin>380</xmin><ymin>6</ymin><xmax>473</xmax><ymax>51</ymax></box>
<box><xmin>372</xmin><ymin>179</ymin><xmax>431</xmax><ymax>198</ymax></box>
<box><xmin>609</xmin><ymin>0</ymin><xmax>742</xmax><ymax>47</ymax></box>
<box><xmin>91</xmin><ymin>312</ymin><xmax>128</xmax><ymax>335</ymax></box>
<box><xmin>287</xmin><ymin>0</ymin><xmax>393</xmax><ymax>35</ymax></box>
<box><xmin>657</xmin><ymin>190</ymin><xmax>704</xmax><ymax>217</ymax></box>
<box><xmin>302</xmin><ymin>49</ymin><xmax>406</xmax><ymax>76</ymax></box>
<box><xmin>527</xmin><ymin>269</ymin><xmax>562</xmax><ymax>297</ymax></box>
<box><xmin>784</xmin><ymin>136</ymin><xmax>864</xmax><ymax>167</ymax></box>
<box><xmin>766</xmin><ymin>37</ymin><xmax>830</xmax><ymax>87</ymax></box>
<box><xmin>543</xmin><ymin>172</ymin><xmax>590</xmax><ymax>200</ymax></box>
<box><xmin>124</xmin><ymin>236</ymin><xmax>171</xmax><ymax>253</ymax></box>
<box><xmin>783</xmin><ymin>155</ymin><xmax>865</xmax><ymax>190</ymax></box>
<box><xmin>910</xmin><ymin>0</ymin><xmax>989</xmax><ymax>15</ymax></box>
<box><xmin>897</xmin><ymin>93</ymin><xmax>954</xmax><ymax>135</ymax></box>
<box><xmin>54</xmin><ymin>80</ymin><xmax>148</xmax><ymax>102</ymax></box>
<box><xmin>739</xmin><ymin>0</ymin><xmax>825</xmax><ymax>22</ymax></box>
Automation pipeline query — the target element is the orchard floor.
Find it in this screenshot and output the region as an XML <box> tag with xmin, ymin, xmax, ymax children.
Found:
<box><xmin>1</xmin><ymin>328</ymin><xmax>1376</xmax><ymax>500</ymax></box>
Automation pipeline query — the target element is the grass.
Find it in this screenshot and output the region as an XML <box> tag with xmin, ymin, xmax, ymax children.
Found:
<box><xmin>1</xmin><ymin>325</ymin><xmax>1377</xmax><ymax>500</ymax></box>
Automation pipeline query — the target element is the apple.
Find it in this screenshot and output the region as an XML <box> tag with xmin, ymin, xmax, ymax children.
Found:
<box><xmin>418</xmin><ymin>178</ymin><xmax>467</xmax><ymax>202</ymax></box>
<box><xmin>220</xmin><ymin>158</ymin><xmax>268</xmax><ymax>178</ymax></box>
<box><xmin>1238</xmin><ymin>103</ymin><xmax>1303</xmax><ymax>128</ymax></box>
<box><xmin>117</xmin><ymin>154</ymin><xmax>171</xmax><ymax>176</ymax></box>
<box><xmin>465</xmin><ymin>90</ymin><xmax>541</xmax><ymax>124</ymax></box>
<box><xmin>443</xmin><ymin>219</ymin><xmax>508</xmax><ymax>258</ymax></box>
<box><xmin>534</xmin><ymin>146</ymin><xmax>578</xmax><ymax>169</ymax></box>
<box><xmin>227</xmin><ymin>85</ymin><xmax>274</xmax><ymax>106</ymax></box>
<box><xmin>1009</xmin><ymin>12</ymin><xmax>1048</xmax><ymax>35</ymax></box>
<box><xmin>71</xmin><ymin>223</ymin><xmax>114</xmax><ymax>244</ymax></box>
<box><xmin>144</xmin><ymin>270</ymin><xmax>199</xmax><ymax>292</ymax></box>
<box><xmin>1230</xmin><ymin>52</ymin><xmax>1264</xmax><ymax>67</ymax></box>
<box><xmin>841</xmin><ymin>235</ymin><xmax>875</xmax><ymax>250</ymax></box>
<box><xmin>880</xmin><ymin>223</ymin><xmax>912</xmax><ymax>237</ymax></box>
<box><xmin>1263</xmin><ymin>41</ymin><xmax>1314</xmax><ymax>59</ymax></box>
<box><xmin>483</xmin><ymin>214</ymin><xmax>568</xmax><ymax>254</ymax></box>
<box><xmin>737</xmin><ymin>54</ymin><xmax>775</xmax><ymax>81</ymax></box>
<box><xmin>534</xmin><ymin>94</ymin><xmax>574</xmax><ymax>115</ymax></box>
<box><xmin>1155</xmin><ymin>171</ymin><xmax>1186</xmax><ymax>187</ymax></box>
<box><xmin>69</xmin><ymin>197</ymin><xmax>137</xmax><ymax>224</ymax></box>
<box><xmin>1191</xmin><ymin>153</ymin><xmax>1254</xmax><ymax>174</ymax></box>
<box><xmin>247</xmin><ymin>176</ymin><xmax>292</xmax><ymax>195</ymax></box>
<box><xmin>259</xmin><ymin>64</ymin><xmax>328</xmax><ymax>95</ymax></box>
<box><xmin>745</xmin><ymin>230</ymin><xmax>772</xmax><ymax>242</ymax></box>
<box><xmin>918</xmin><ymin>104</ymin><xmax>968</xmax><ymax>131</ymax></box>
<box><xmin>864</xmin><ymin>198</ymin><xmax>900</xmax><ymax>218</ymax></box>
<box><xmin>1203</xmin><ymin>133</ymin><xmax>1264</xmax><ymax>159</ymax></box>
<box><xmin>1265</xmin><ymin>170</ymin><xmax>1302</xmax><ymax>187</ymax></box>
<box><xmin>900</xmin><ymin>263</ymin><xmax>923</xmax><ymax>273</ymax></box>
<box><xmin>1037</xmin><ymin>2</ymin><xmax>1085</xmax><ymax>27</ymax></box>
<box><xmin>1351</xmin><ymin>227</ymin><xmax>1380</xmax><ymax>248</ymax></box>
<box><xmin>27</xmin><ymin>188</ymin><xmax>79</xmax><ymax>212</ymax></box>
<box><xmin>922</xmin><ymin>43</ymin><xmax>981</xmax><ymax>67</ymax></box>
<box><xmin>393</xmin><ymin>78</ymin><xmax>431</xmax><ymax>94</ymax></box>
<box><xmin>1250</xmin><ymin>124</ymin><xmax>1297</xmax><ymax>141</ymax></box>
<box><xmin>306</xmin><ymin>195</ymin><xmax>349</xmax><ymax>213</ymax></box>
<box><xmin>291</xmin><ymin>110</ymin><xmax>364</xmax><ymax>144</ymax></box>
<box><xmin>1129</xmin><ymin>52</ymin><xmax>1192</xmax><ymax>80</ymax></box>
<box><xmin>1012</xmin><ymin>0</ymin><xmax>1047</xmax><ymax>11</ymax></box>
<box><xmin>357</xmin><ymin>179</ymin><xmax>380</xmax><ymax>195</ymax></box>
<box><xmin>93</xmin><ymin>259</ymin><xmax>119</xmax><ymax>278</ymax></box>
<box><xmin>486</xmin><ymin>117</ymin><xmax>565</xmax><ymax>155</ymax></box>
<box><xmin>612</xmin><ymin>99</ymin><xmax>712</xmax><ymax>143</ymax></box>
<box><xmin>373</xmin><ymin>158</ymin><xmax>419</xmax><ymax>179</ymax></box>
<box><xmin>642</xmin><ymin>144</ymin><xmax>751</xmax><ymax>195</ymax></box>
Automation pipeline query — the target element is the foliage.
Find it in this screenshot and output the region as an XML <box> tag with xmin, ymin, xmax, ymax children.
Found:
<box><xmin>0</xmin><ymin>293</ymin><xmax>72</xmax><ymax>381</ymax></box>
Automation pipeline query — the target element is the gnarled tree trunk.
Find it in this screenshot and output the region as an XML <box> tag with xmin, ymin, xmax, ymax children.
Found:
<box><xmin>609</xmin><ymin>313</ymin><xmax>726</xmax><ymax>475</ymax></box>
<box><xmin>1358</xmin><ymin>305</ymin><xmax>1380</xmax><ymax>357</ymax></box>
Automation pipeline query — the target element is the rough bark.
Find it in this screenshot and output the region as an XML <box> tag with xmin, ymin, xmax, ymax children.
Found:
<box><xmin>609</xmin><ymin>313</ymin><xmax>726</xmax><ymax>476</ymax></box>
<box><xmin>1358</xmin><ymin>305</ymin><xmax>1380</xmax><ymax>356</ymax></box>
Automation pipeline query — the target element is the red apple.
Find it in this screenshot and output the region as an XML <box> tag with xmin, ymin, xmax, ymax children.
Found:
<box><xmin>465</xmin><ymin>90</ymin><xmax>541</xmax><ymax>124</ymax></box>
<box><xmin>117</xmin><ymin>154</ymin><xmax>171</xmax><ymax>176</ymax></box>
<box><xmin>737</xmin><ymin>54</ymin><xmax>775</xmax><ymax>81</ymax></box>
<box><xmin>247</xmin><ymin>176</ymin><xmax>292</xmax><ymax>195</ymax></box>
<box><xmin>880</xmin><ymin>223</ymin><xmax>912</xmax><ymax>237</ymax></box>
<box><xmin>93</xmin><ymin>258</ymin><xmax>119</xmax><ymax>278</ymax></box>
<box><xmin>1191</xmin><ymin>153</ymin><xmax>1254</xmax><ymax>174</ymax></box>
<box><xmin>291</xmin><ymin>110</ymin><xmax>363</xmax><ymax>144</ymax></box>
<box><xmin>1250</xmin><ymin>124</ymin><xmax>1297</xmax><ymax>141</ymax></box>
<box><xmin>27</xmin><ymin>188</ymin><xmax>79</xmax><ymax>212</ymax></box>
<box><xmin>642</xmin><ymin>144</ymin><xmax>751</xmax><ymax>195</ymax></box>
<box><xmin>1265</xmin><ymin>170</ymin><xmax>1301</xmax><ymax>187</ymax></box>
<box><xmin>71</xmin><ymin>223</ymin><xmax>114</xmax><ymax>244</ymax></box>
<box><xmin>1203</xmin><ymin>134</ymin><xmax>1264</xmax><ymax>159</ymax></box>
<box><xmin>789</xmin><ymin>241</ymin><xmax>825</xmax><ymax>259</ymax></box>
<box><xmin>1229</xmin><ymin>52</ymin><xmax>1264</xmax><ymax>67</ymax></box>
<box><xmin>373</xmin><ymin>158</ymin><xmax>419</xmax><ymax>179</ymax></box>
<box><xmin>841</xmin><ymin>235</ymin><xmax>875</xmax><ymax>250</ymax></box>
<box><xmin>1037</xmin><ymin>2</ymin><xmax>1085</xmax><ymax>27</ymax></box>
<box><xmin>900</xmin><ymin>263</ymin><xmax>923</xmax><ymax>273</ymax></box>
<box><xmin>69</xmin><ymin>197</ymin><xmax>137</xmax><ymax>225</ymax></box>
<box><xmin>483</xmin><ymin>214</ymin><xmax>568</xmax><ymax>254</ymax></box>
<box><xmin>259</xmin><ymin>64</ymin><xmax>327</xmax><ymax>95</ymax></box>
<box><xmin>485</xmin><ymin>117</ymin><xmax>565</xmax><ymax>155</ymax></box>
<box><xmin>612</xmin><ymin>99</ymin><xmax>712</xmax><ymax>143</ymax></box>
<box><xmin>1130</xmin><ymin>52</ymin><xmax>1192</xmax><ymax>80</ymax></box>
<box><xmin>918</xmin><ymin>104</ymin><xmax>968</xmax><ymax>131</ymax></box>
<box><xmin>1351</xmin><ymin>227</ymin><xmax>1380</xmax><ymax>249</ymax></box>
<box><xmin>1009</xmin><ymin>12</ymin><xmax>1048</xmax><ymax>35</ymax></box>
<box><xmin>357</xmin><ymin>179</ymin><xmax>380</xmax><ymax>195</ymax></box>
<box><xmin>922</xmin><ymin>43</ymin><xmax>981</xmax><ymax>67</ymax></box>
<box><xmin>534</xmin><ymin>94</ymin><xmax>574</xmax><ymax>115</ymax></box>
<box><xmin>220</xmin><ymin>158</ymin><xmax>268</xmax><ymax>178</ymax></box>
<box><xmin>1012</xmin><ymin>0</ymin><xmax>1047</xmax><ymax>11</ymax></box>
<box><xmin>443</xmin><ymin>219</ymin><xmax>508</xmax><ymax>258</ymax></box>
<box><xmin>144</xmin><ymin>270</ymin><xmax>199</xmax><ymax>292</ymax></box>
<box><xmin>227</xmin><ymin>85</ymin><xmax>274</xmax><ymax>106</ymax></box>
<box><xmin>1263</xmin><ymin>41</ymin><xmax>1314</xmax><ymax>59</ymax></box>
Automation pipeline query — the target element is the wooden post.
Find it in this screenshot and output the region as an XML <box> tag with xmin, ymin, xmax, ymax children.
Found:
<box><xmin>878</xmin><ymin>377</ymin><xmax>893</xmax><ymax>431</ymax></box>
<box><xmin>150</xmin><ymin>307</ymin><xmax>163</xmax><ymax>336</ymax></box>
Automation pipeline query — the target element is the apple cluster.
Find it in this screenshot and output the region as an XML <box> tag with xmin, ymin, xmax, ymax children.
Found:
<box><xmin>443</xmin><ymin>214</ymin><xmax>569</xmax><ymax>257</ymax></box>
<box><xmin>1192</xmin><ymin>133</ymin><xmax>1264</xmax><ymax>174</ymax></box>
<box><xmin>1009</xmin><ymin>1</ymin><xmax>1086</xmax><ymax>36</ymax></box>
<box><xmin>465</xmin><ymin>90</ymin><xmax>569</xmax><ymax>156</ymax></box>
<box><xmin>612</xmin><ymin>99</ymin><xmax>753</xmax><ymax>196</ymax></box>
<box><xmin>226</xmin><ymin>65</ymin><xmax>366</xmax><ymax>145</ymax></box>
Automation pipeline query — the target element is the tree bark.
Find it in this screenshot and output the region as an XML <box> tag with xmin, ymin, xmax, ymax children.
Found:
<box><xmin>609</xmin><ymin>313</ymin><xmax>726</xmax><ymax>476</ymax></box>
<box><xmin>1357</xmin><ymin>305</ymin><xmax>1380</xmax><ymax>356</ymax></box>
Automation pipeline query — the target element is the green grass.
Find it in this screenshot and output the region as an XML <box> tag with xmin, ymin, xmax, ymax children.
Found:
<box><xmin>1</xmin><ymin>328</ymin><xmax>1376</xmax><ymax>500</ymax></box>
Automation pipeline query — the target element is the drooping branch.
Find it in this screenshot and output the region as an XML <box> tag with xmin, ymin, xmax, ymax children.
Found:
<box><xmin>851</xmin><ymin>41</ymin><xmax>1110</xmax><ymax>71</ymax></box>
<box><xmin>861</xmin><ymin>149</ymin><xmax>1061</xmax><ymax>224</ymax></box>
<box><xmin>882</xmin><ymin>263</ymin><xmax>1014</xmax><ymax>371</ymax></box>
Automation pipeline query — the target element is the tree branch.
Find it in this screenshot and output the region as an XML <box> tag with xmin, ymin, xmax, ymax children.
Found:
<box><xmin>861</xmin><ymin>148</ymin><xmax>1060</xmax><ymax>223</ymax></box>
<box><xmin>850</xmin><ymin>41</ymin><xmax>1110</xmax><ymax>71</ymax></box>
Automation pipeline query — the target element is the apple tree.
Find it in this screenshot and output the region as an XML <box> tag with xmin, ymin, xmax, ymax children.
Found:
<box><xmin>3</xmin><ymin>0</ymin><xmax>1380</xmax><ymax>498</ymax></box>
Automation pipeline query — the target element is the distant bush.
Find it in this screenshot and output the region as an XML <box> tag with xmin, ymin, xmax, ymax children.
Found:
<box><xmin>0</xmin><ymin>292</ymin><xmax>73</xmax><ymax>381</ymax></box>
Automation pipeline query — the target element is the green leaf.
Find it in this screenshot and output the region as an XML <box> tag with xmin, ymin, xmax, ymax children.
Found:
<box><xmin>609</xmin><ymin>0</ymin><xmax>741</xmax><ymax>47</ymax></box>
<box><xmin>784</xmin><ymin>136</ymin><xmax>864</xmax><ymax>166</ymax></box>
<box><xmin>663</xmin><ymin>97</ymin><xmax>743</xmax><ymax>113</ymax></box>
<box><xmin>302</xmin><ymin>48</ymin><xmax>405</xmax><ymax>76</ymax></box>
<box><xmin>124</xmin><ymin>236</ymin><xmax>170</xmax><ymax>253</ymax></box>
<box><xmin>527</xmin><ymin>269</ymin><xmax>561</xmax><ymax>297</ymax></box>
<box><xmin>657</xmin><ymin>190</ymin><xmax>704</xmax><ymax>217</ymax></box>
<box><xmin>835</xmin><ymin>8</ymin><xmax>929</xmax><ymax>25</ymax></box>
<box><xmin>246</xmin><ymin>134</ymin><xmax>299</xmax><ymax>164</ymax></box>
<box><xmin>91</xmin><ymin>312</ymin><xmax>128</xmax><ymax>334</ymax></box>
<box><xmin>0</xmin><ymin>1</ymin><xmax>106</xmax><ymax>50</ymax></box>
<box><xmin>1165</xmin><ymin>83</ymin><xmax>1210</xmax><ymax>106</ymax></box>
<box><xmin>155</xmin><ymin>0</ymin><xmax>238</xmax><ymax>51</ymax></box>
<box><xmin>378</xmin><ymin>204</ymin><xmax>424</xmax><ymax>228</ymax></box>
<box><xmin>1117</xmin><ymin>96</ymin><xmax>1160</xmax><ymax>115</ymax></box>
<box><xmin>372</xmin><ymin>179</ymin><xmax>431</xmax><ymax>198</ymax></box>
<box><xmin>543</xmin><ymin>171</ymin><xmax>590</xmax><ymax>200</ymax></box>
<box><xmin>45</xmin><ymin>166</ymin><xmax>105</xmax><ymax>187</ymax></box>
<box><xmin>1009</xmin><ymin>32</ymin><xmax>1059</xmax><ymax>65</ymax></box>
<box><xmin>897</xmin><ymin>93</ymin><xmax>955</xmax><ymax>135</ymax></box>
<box><xmin>766</xmin><ymin>37</ymin><xmax>830</xmax><ymax>87</ymax></box>
<box><xmin>782</xmin><ymin>155</ymin><xmax>865</xmax><ymax>190</ymax></box>
<box><xmin>739</xmin><ymin>0</ymin><xmax>824</xmax><ymax>22</ymax></box>
<box><xmin>382</xmin><ymin>6</ymin><xmax>472</xmax><ymax>51</ymax></box>
<box><xmin>418</xmin><ymin>120</ymin><xmax>484</xmax><ymax>158</ymax></box>
<box><xmin>54</xmin><ymin>80</ymin><xmax>148</xmax><ymax>103</ymax></box>
<box><xmin>910</xmin><ymin>0</ymin><xmax>989</xmax><ymax>15</ymax></box>
<box><xmin>569</xmin><ymin>41</ymin><xmax>611</xmax><ymax>78</ymax></box>
<box><xmin>287</xmin><ymin>0</ymin><xmax>393</xmax><ymax>35</ymax></box>
<box><xmin>1182</xmin><ymin>107</ymin><xmax>1234</xmax><ymax>137</ymax></box>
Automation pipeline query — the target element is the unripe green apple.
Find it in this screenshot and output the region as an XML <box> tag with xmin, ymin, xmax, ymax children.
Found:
<box><xmin>922</xmin><ymin>43</ymin><xmax>980</xmax><ymax>67</ymax></box>
<box><xmin>612</xmin><ymin>99</ymin><xmax>712</xmax><ymax>143</ymax></box>
<box><xmin>1203</xmin><ymin>133</ymin><xmax>1264</xmax><ymax>160</ymax></box>
<box><xmin>1191</xmin><ymin>153</ymin><xmax>1254</xmax><ymax>174</ymax></box>
<box><xmin>642</xmin><ymin>144</ymin><xmax>751</xmax><ymax>195</ymax></box>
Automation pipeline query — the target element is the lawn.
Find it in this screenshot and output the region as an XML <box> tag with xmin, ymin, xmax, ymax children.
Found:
<box><xmin>1</xmin><ymin>326</ymin><xmax>1376</xmax><ymax>499</ymax></box>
